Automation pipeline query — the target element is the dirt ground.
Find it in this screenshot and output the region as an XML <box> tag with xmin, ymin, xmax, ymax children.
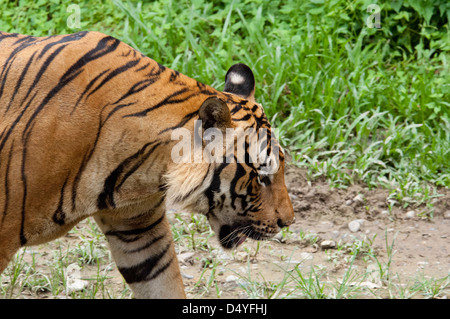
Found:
<box><xmin>4</xmin><ymin>164</ymin><xmax>449</xmax><ymax>299</ymax></box>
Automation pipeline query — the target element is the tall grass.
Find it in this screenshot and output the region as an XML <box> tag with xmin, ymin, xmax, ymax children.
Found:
<box><xmin>1</xmin><ymin>0</ymin><xmax>448</xmax><ymax>201</ymax></box>
<box><xmin>108</xmin><ymin>0</ymin><xmax>449</xmax><ymax>208</ymax></box>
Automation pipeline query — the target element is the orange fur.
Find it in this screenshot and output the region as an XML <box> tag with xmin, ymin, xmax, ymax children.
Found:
<box><xmin>0</xmin><ymin>31</ymin><xmax>294</xmax><ymax>298</ymax></box>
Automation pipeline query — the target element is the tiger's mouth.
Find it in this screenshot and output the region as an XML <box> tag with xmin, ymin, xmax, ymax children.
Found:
<box><xmin>218</xmin><ymin>223</ymin><xmax>273</xmax><ymax>249</ymax></box>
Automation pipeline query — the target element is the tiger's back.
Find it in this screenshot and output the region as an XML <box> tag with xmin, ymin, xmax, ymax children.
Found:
<box><xmin>0</xmin><ymin>31</ymin><xmax>294</xmax><ymax>298</ymax></box>
<box><xmin>0</xmin><ymin>31</ymin><xmax>208</xmax><ymax>242</ymax></box>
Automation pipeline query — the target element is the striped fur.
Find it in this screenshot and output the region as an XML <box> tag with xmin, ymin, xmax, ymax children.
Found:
<box><xmin>0</xmin><ymin>31</ymin><xmax>294</xmax><ymax>298</ymax></box>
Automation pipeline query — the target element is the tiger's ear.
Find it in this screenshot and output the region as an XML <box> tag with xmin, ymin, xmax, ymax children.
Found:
<box><xmin>198</xmin><ymin>97</ymin><xmax>232</xmax><ymax>131</ymax></box>
<box><xmin>224</xmin><ymin>63</ymin><xmax>255</xmax><ymax>101</ymax></box>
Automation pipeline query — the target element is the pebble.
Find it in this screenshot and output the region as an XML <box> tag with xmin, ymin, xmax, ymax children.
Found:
<box><xmin>177</xmin><ymin>252</ymin><xmax>195</xmax><ymax>266</ymax></box>
<box><xmin>321</xmin><ymin>240</ymin><xmax>336</xmax><ymax>249</ymax></box>
<box><xmin>182</xmin><ymin>273</ymin><xmax>194</xmax><ymax>279</ymax></box>
<box><xmin>66</xmin><ymin>264</ymin><xmax>88</xmax><ymax>293</ymax></box>
<box><xmin>444</xmin><ymin>211</ymin><xmax>450</xmax><ymax>219</ymax></box>
<box><xmin>235</xmin><ymin>251</ymin><xmax>248</xmax><ymax>261</ymax></box>
<box><xmin>273</xmin><ymin>232</ymin><xmax>287</xmax><ymax>243</ymax></box>
<box><xmin>417</xmin><ymin>261</ymin><xmax>429</xmax><ymax>269</ymax></box>
<box><xmin>348</xmin><ymin>220</ymin><xmax>361</xmax><ymax>232</ymax></box>
<box><xmin>353</xmin><ymin>194</ymin><xmax>364</xmax><ymax>203</ymax></box>
<box><xmin>226</xmin><ymin>275</ymin><xmax>238</xmax><ymax>282</ymax></box>
<box><xmin>405</xmin><ymin>210</ymin><xmax>416</xmax><ymax>219</ymax></box>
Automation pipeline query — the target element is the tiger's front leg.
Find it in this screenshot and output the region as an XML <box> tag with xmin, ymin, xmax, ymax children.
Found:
<box><xmin>94</xmin><ymin>202</ymin><xmax>186</xmax><ymax>299</ymax></box>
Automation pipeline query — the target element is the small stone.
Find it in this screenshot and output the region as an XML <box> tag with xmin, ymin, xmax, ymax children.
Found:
<box><xmin>273</xmin><ymin>232</ymin><xmax>287</xmax><ymax>243</ymax></box>
<box><xmin>177</xmin><ymin>252</ymin><xmax>195</xmax><ymax>266</ymax></box>
<box><xmin>321</xmin><ymin>240</ymin><xmax>336</xmax><ymax>249</ymax></box>
<box><xmin>235</xmin><ymin>251</ymin><xmax>248</xmax><ymax>261</ymax></box>
<box><xmin>182</xmin><ymin>273</ymin><xmax>194</xmax><ymax>279</ymax></box>
<box><xmin>348</xmin><ymin>220</ymin><xmax>361</xmax><ymax>232</ymax></box>
<box><xmin>444</xmin><ymin>211</ymin><xmax>450</xmax><ymax>219</ymax></box>
<box><xmin>345</xmin><ymin>199</ymin><xmax>353</xmax><ymax>206</ymax></box>
<box><xmin>405</xmin><ymin>210</ymin><xmax>415</xmax><ymax>219</ymax></box>
<box><xmin>226</xmin><ymin>275</ymin><xmax>238</xmax><ymax>282</ymax></box>
<box><xmin>353</xmin><ymin>194</ymin><xmax>364</xmax><ymax>203</ymax></box>
<box><xmin>66</xmin><ymin>264</ymin><xmax>88</xmax><ymax>293</ymax></box>
<box><xmin>417</xmin><ymin>261</ymin><xmax>429</xmax><ymax>269</ymax></box>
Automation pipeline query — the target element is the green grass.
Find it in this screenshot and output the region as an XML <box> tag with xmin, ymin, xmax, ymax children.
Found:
<box><xmin>1</xmin><ymin>0</ymin><xmax>448</xmax><ymax>203</ymax></box>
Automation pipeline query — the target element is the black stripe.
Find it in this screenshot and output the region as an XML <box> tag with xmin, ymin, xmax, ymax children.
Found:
<box><xmin>196</xmin><ymin>81</ymin><xmax>206</xmax><ymax>90</ymax></box>
<box><xmin>121</xmin><ymin>49</ymin><xmax>132</xmax><ymax>57</ymax></box>
<box><xmin>124</xmin><ymin>196</ymin><xmax>165</xmax><ymax>222</ymax></box>
<box><xmin>19</xmin><ymin>131</ymin><xmax>31</xmax><ymax>246</ymax></box>
<box><xmin>126</xmin><ymin>235</ymin><xmax>164</xmax><ymax>254</ymax></box>
<box><xmin>71</xmin><ymin>151</ymin><xmax>92</xmax><ymax>211</ymax></box>
<box><xmin>71</xmin><ymin>68</ymin><xmax>110</xmax><ymax>114</ymax></box>
<box><xmin>20</xmin><ymin>43</ymin><xmax>69</xmax><ymax>106</ymax></box>
<box><xmin>0</xmin><ymin>143</ymin><xmax>14</xmax><ymax>228</ymax></box>
<box><xmin>169</xmin><ymin>70</ymin><xmax>180</xmax><ymax>81</ymax></box>
<box><xmin>112</xmin><ymin>78</ymin><xmax>158</xmax><ymax>105</ymax></box>
<box><xmin>52</xmin><ymin>174</ymin><xmax>70</xmax><ymax>225</ymax></box>
<box><xmin>4</xmin><ymin>50</ymin><xmax>37</xmax><ymax>113</ymax></box>
<box><xmin>0</xmin><ymin>91</ymin><xmax>38</xmax><ymax>154</ymax></box>
<box><xmin>0</xmin><ymin>32</ymin><xmax>19</xmax><ymax>43</ymax></box>
<box><xmin>233</xmin><ymin>113</ymin><xmax>252</xmax><ymax>122</ymax></box>
<box><xmin>124</xmin><ymin>89</ymin><xmax>216</xmax><ymax>118</ymax></box>
<box><xmin>0</xmin><ymin>56</ymin><xmax>18</xmax><ymax>102</ymax></box>
<box><xmin>117</xmin><ymin>242</ymin><xmax>171</xmax><ymax>284</ymax></box>
<box><xmin>123</xmin><ymin>88</ymin><xmax>190</xmax><ymax>118</ymax></box>
<box><xmin>144</xmin><ymin>63</ymin><xmax>165</xmax><ymax>78</ymax></box>
<box><xmin>229</xmin><ymin>163</ymin><xmax>248</xmax><ymax>211</ymax></box>
<box><xmin>86</xmin><ymin>58</ymin><xmax>141</xmax><ymax>99</ymax></box>
<box><xmin>102</xmin><ymin>102</ymin><xmax>137</xmax><ymax>123</ymax></box>
<box><xmin>135</xmin><ymin>62</ymin><xmax>150</xmax><ymax>72</ymax></box>
<box><xmin>36</xmin><ymin>32</ymin><xmax>88</xmax><ymax>60</ymax></box>
<box><xmin>230</xmin><ymin>100</ymin><xmax>248</xmax><ymax>115</ymax></box>
<box><xmin>146</xmin><ymin>256</ymin><xmax>174</xmax><ymax>281</ymax></box>
<box><xmin>158</xmin><ymin>110</ymin><xmax>198</xmax><ymax>134</ymax></box>
<box><xmin>204</xmin><ymin>162</ymin><xmax>229</xmax><ymax>211</ymax></box>
<box><xmin>0</xmin><ymin>36</ymin><xmax>37</xmax><ymax>99</ymax></box>
<box><xmin>13</xmin><ymin>35</ymin><xmax>36</xmax><ymax>46</ymax></box>
<box><xmin>71</xmin><ymin>97</ymin><xmax>121</xmax><ymax>210</ymax></box>
<box><xmin>97</xmin><ymin>141</ymin><xmax>163</xmax><ymax>210</ymax></box>
<box><xmin>23</xmin><ymin>36</ymin><xmax>121</xmax><ymax>140</ymax></box>
<box><xmin>105</xmin><ymin>215</ymin><xmax>164</xmax><ymax>243</ymax></box>
<box><xmin>115</xmin><ymin>142</ymin><xmax>163</xmax><ymax>191</ymax></box>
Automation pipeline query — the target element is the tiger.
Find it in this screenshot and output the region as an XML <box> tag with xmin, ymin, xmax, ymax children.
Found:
<box><xmin>0</xmin><ymin>31</ymin><xmax>295</xmax><ymax>298</ymax></box>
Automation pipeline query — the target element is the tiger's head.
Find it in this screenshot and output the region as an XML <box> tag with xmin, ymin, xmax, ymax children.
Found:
<box><xmin>165</xmin><ymin>64</ymin><xmax>295</xmax><ymax>249</ymax></box>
